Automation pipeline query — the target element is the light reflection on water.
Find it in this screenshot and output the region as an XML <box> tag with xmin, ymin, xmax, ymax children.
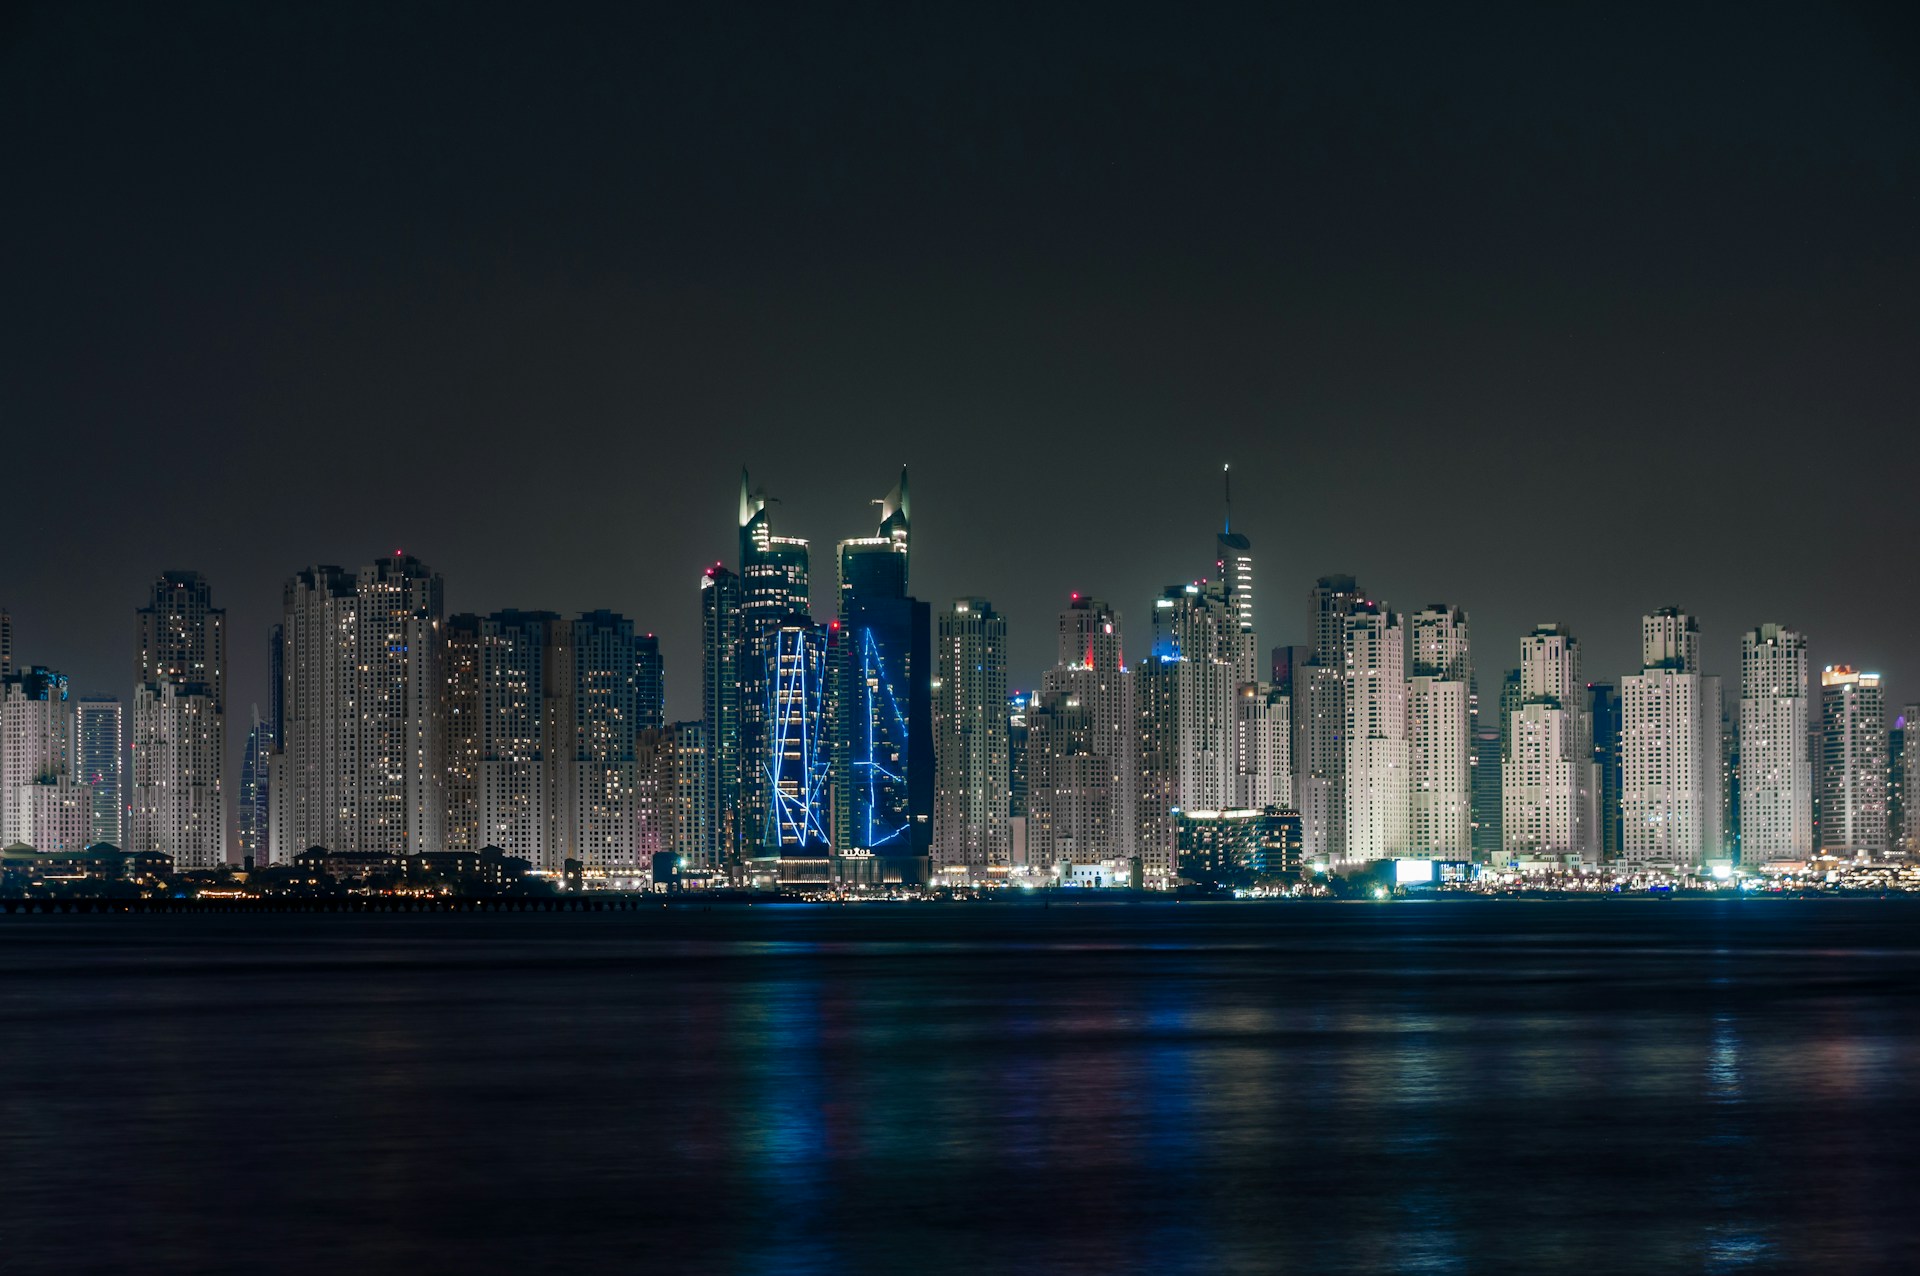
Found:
<box><xmin>2</xmin><ymin>900</ymin><xmax>1919</xmax><ymax>1273</ymax></box>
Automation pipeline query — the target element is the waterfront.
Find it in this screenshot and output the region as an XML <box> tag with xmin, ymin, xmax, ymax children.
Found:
<box><xmin>3</xmin><ymin>900</ymin><xmax>1918</xmax><ymax>1273</ymax></box>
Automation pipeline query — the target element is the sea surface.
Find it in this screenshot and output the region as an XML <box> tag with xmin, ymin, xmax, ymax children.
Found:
<box><xmin>3</xmin><ymin>898</ymin><xmax>1919</xmax><ymax>1274</ymax></box>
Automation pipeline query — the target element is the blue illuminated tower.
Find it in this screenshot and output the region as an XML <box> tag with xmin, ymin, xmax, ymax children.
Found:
<box><xmin>737</xmin><ymin>471</ymin><xmax>811</xmax><ymax>873</ymax></box>
<box><xmin>832</xmin><ymin>469</ymin><xmax>932</xmax><ymax>884</ymax></box>
<box><xmin>751</xmin><ymin>612</ymin><xmax>834</xmax><ymax>886</ymax></box>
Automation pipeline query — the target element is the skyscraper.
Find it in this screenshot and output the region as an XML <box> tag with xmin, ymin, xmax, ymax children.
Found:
<box><xmin>130</xmin><ymin>572</ymin><xmax>226</xmax><ymax>869</ymax></box>
<box><xmin>0</xmin><ymin>609</ymin><xmax>11</xmax><ymax>676</ymax></box>
<box><xmin>73</xmin><ymin>696</ymin><xmax>123</xmax><ymax>848</ymax></box>
<box><xmin>1</xmin><ymin>666</ymin><xmax>83</xmax><ymax>852</ymax></box>
<box><xmin>1298</xmin><ymin>576</ymin><xmax>1363</xmax><ymax>865</ymax></box>
<box><xmin>1147</xmin><ymin>581</ymin><xmax>1246</xmax><ymax>814</ymax></box>
<box><xmin>1233</xmin><ymin>682</ymin><xmax>1293</xmax><ymax>811</ymax></box>
<box><xmin>635</xmin><ymin>632</ymin><xmax>665</xmax><ymax>731</ymax></box>
<box><xmin>1503</xmin><ymin>625</ymin><xmax>1591</xmax><ymax>861</ymax></box>
<box><xmin>737</xmin><ymin>472</ymin><xmax>811</xmax><ymax>875</ymax></box>
<box><xmin>272</xmin><ymin>557</ymin><xmax>445</xmax><ymax>862</ymax></box>
<box><xmin>1408</xmin><ymin>605</ymin><xmax>1471</xmax><ymax>857</ymax></box>
<box><xmin>699</xmin><ymin>564</ymin><xmax>742</xmax><ymax>874</ymax></box>
<box><xmin>1041</xmin><ymin>595</ymin><xmax>1138</xmax><ymax>868</ymax></box>
<box><xmin>933</xmin><ymin>598</ymin><xmax>1010</xmax><ymax>873</ymax></box>
<box><xmin>1818</xmin><ymin>665</ymin><xmax>1887</xmax><ymax>857</ymax></box>
<box><xmin>752</xmin><ymin>613</ymin><xmax>833</xmax><ymax>884</ymax></box>
<box><xmin>1469</xmin><ymin>671</ymin><xmax>1503</xmax><ymax>861</ymax></box>
<box><xmin>1214</xmin><ymin>464</ymin><xmax>1255</xmax><ymax>681</ymax></box>
<box><xmin>831</xmin><ymin>471</ymin><xmax>932</xmax><ymax>884</ymax></box>
<box><xmin>476</xmin><ymin>610</ymin><xmax>564</xmax><ymax>867</ymax></box>
<box><xmin>443</xmin><ymin>613</ymin><xmax>482</xmax><ymax>853</ymax></box>
<box><xmin>1587</xmin><ymin>682</ymin><xmax>1622</xmax><ymax>860</ymax></box>
<box><xmin>1343</xmin><ymin>603</ymin><xmax>1408</xmax><ymax>863</ymax></box>
<box><xmin>1621</xmin><ymin>609</ymin><xmax>1713</xmax><ymax>871</ymax></box>
<box><xmin>561</xmin><ymin>610</ymin><xmax>647</xmax><ymax>882</ymax></box>
<box><xmin>1898</xmin><ymin>704</ymin><xmax>1920</xmax><ymax>856</ymax></box>
<box><xmin>239</xmin><ymin>705</ymin><xmax>270</xmax><ymax>864</ymax></box>
<box><xmin>1739</xmin><ymin>625</ymin><xmax>1811</xmax><ymax>864</ymax></box>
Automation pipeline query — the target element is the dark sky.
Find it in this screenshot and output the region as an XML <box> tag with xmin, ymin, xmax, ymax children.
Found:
<box><xmin>4</xmin><ymin>2</ymin><xmax>1917</xmax><ymax>737</ymax></box>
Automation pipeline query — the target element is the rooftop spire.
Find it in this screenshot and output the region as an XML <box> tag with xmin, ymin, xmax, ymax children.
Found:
<box><xmin>1222</xmin><ymin>462</ymin><xmax>1231</xmax><ymax>534</ymax></box>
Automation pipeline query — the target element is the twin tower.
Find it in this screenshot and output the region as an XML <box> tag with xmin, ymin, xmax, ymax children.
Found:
<box><xmin>701</xmin><ymin>468</ymin><xmax>930</xmax><ymax>887</ymax></box>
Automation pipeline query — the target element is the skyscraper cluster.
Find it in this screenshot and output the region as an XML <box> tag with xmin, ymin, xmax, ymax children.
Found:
<box><xmin>2</xmin><ymin>470</ymin><xmax>1915</xmax><ymax>886</ymax></box>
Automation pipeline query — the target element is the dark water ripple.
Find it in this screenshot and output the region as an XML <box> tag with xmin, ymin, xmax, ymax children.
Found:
<box><xmin>2</xmin><ymin>899</ymin><xmax>1918</xmax><ymax>1274</ymax></box>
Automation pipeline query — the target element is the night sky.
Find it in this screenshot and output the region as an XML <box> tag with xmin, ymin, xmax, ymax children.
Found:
<box><xmin>4</xmin><ymin>3</ymin><xmax>1916</xmax><ymax>737</ymax></box>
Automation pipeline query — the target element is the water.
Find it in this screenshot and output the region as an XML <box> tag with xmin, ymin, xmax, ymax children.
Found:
<box><xmin>3</xmin><ymin>898</ymin><xmax>1918</xmax><ymax>1273</ymax></box>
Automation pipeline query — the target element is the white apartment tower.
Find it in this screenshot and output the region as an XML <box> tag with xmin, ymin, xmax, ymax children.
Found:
<box><xmin>1</xmin><ymin>667</ymin><xmax>84</xmax><ymax>852</ymax></box>
<box><xmin>1621</xmin><ymin>608</ymin><xmax>1716</xmax><ymax>871</ymax></box>
<box><xmin>1502</xmin><ymin>624</ymin><xmax>1592</xmax><ymax>860</ymax></box>
<box><xmin>130</xmin><ymin>572</ymin><xmax>227</xmax><ymax>869</ymax></box>
<box><xmin>1738</xmin><ymin>624</ymin><xmax>1811</xmax><ymax>863</ymax></box>
<box><xmin>1343</xmin><ymin>604</ymin><xmax>1408</xmax><ymax>863</ymax></box>
<box><xmin>932</xmin><ymin>598</ymin><xmax>1010</xmax><ymax>871</ymax></box>
<box><xmin>272</xmin><ymin>557</ymin><xmax>445</xmax><ymax>862</ymax></box>
<box><xmin>1234</xmin><ymin>683</ymin><xmax>1293</xmax><ymax>811</ymax></box>
<box><xmin>1408</xmin><ymin>605</ymin><xmax>1471</xmax><ymax>857</ymax></box>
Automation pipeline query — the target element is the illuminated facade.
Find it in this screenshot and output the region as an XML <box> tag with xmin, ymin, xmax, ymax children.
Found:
<box><xmin>2</xmin><ymin>667</ymin><xmax>77</xmax><ymax>850</ymax></box>
<box><xmin>837</xmin><ymin>596</ymin><xmax>932</xmax><ymax>881</ymax></box>
<box><xmin>699</xmin><ymin>564</ymin><xmax>742</xmax><ymax>872</ymax></box>
<box><xmin>1343</xmin><ymin>603</ymin><xmax>1408</xmax><ymax>863</ymax></box>
<box><xmin>1818</xmin><ymin>665</ymin><xmax>1887</xmax><ymax>856</ymax></box>
<box><xmin>1621</xmin><ymin>610</ymin><xmax>1716</xmax><ymax>870</ymax></box>
<box><xmin>737</xmin><ymin>473</ymin><xmax>810</xmax><ymax>873</ymax></box>
<box><xmin>1234</xmin><ymin>682</ymin><xmax>1292</xmax><ymax>811</ymax></box>
<box><xmin>754</xmin><ymin>615</ymin><xmax>832</xmax><ymax>881</ymax></box>
<box><xmin>561</xmin><ymin>610</ymin><xmax>646</xmax><ymax>881</ymax></box>
<box><xmin>74</xmin><ymin>696</ymin><xmax>123</xmax><ymax>848</ymax></box>
<box><xmin>443</xmin><ymin>613</ymin><xmax>482</xmax><ymax>852</ymax></box>
<box><xmin>131</xmin><ymin>572</ymin><xmax>226</xmax><ymax>869</ymax></box>
<box><xmin>1042</xmin><ymin>596</ymin><xmax>1137</xmax><ymax>867</ymax></box>
<box><xmin>1503</xmin><ymin>625</ymin><xmax>1594</xmax><ymax>862</ymax></box>
<box><xmin>1299</xmin><ymin>575</ymin><xmax>1363</xmax><ymax>864</ymax></box>
<box><xmin>933</xmin><ymin>598</ymin><xmax>1009</xmax><ymax>872</ymax></box>
<box><xmin>476</xmin><ymin>610</ymin><xmax>563</xmax><ymax>868</ymax></box>
<box><xmin>1738</xmin><ymin>625</ymin><xmax>1810</xmax><ymax>863</ymax></box>
<box><xmin>271</xmin><ymin>557</ymin><xmax>445</xmax><ymax>863</ymax></box>
<box><xmin>1409</xmin><ymin>605</ymin><xmax>1471</xmax><ymax>857</ymax></box>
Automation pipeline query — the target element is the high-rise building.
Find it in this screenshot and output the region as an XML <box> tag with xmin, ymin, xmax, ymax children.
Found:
<box><xmin>1298</xmin><ymin>576</ymin><xmax>1364</xmax><ymax>865</ymax></box>
<box><xmin>1503</xmin><ymin>626</ymin><xmax>1591</xmax><ymax>861</ymax></box>
<box><xmin>1588</xmin><ymin>682</ymin><xmax>1622</xmax><ymax>860</ymax></box>
<box><xmin>1147</xmin><ymin>581</ymin><xmax>1247</xmax><ymax>814</ymax></box>
<box><xmin>1818</xmin><ymin>665</ymin><xmax>1887</xmax><ymax>857</ymax></box>
<box><xmin>831</xmin><ymin>473</ymin><xmax>932</xmax><ymax>884</ymax></box>
<box><xmin>1469</xmin><ymin>672</ymin><xmax>1503</xmax><ymax>861</ymax></box>
<box><xmin>1897</xmin><ymin>705</ymin><xmax>1920</xmax><ymax>856</ymax></box>
<box><xmin>130</xmin><ymin>572</ymin><xmax>226</xmax><ymax>869</ymax></box>
<box><xmin>737</xmin><ymin>473</ymin><xmax>811</xmax><ymax>876</ymax></box>
<box><xmin>561</xmin><ymin>610</ymin><xmax>647</xmax><ymax>882</ymax></box>
<box><xmin>751</xmin><ymin>614</ymin><xmax>833</xmax><ymax>884</ymax></box>
<box><xmin>476</xmin><ymin>610</ymin><xmax>564</xmax><ymax>867</ymax></box>
<box><xmin>933</xmin><ymin>598</ymin><xmax>1010</xmax><ymax>873</ymax></box>
<box><xmin>443</xmin><ymin>613</ymin><xmax>482</xmax><ymax>853</ymax></box>
<box><xmin>73</xmin><ymin>696</ymin><xmax>123</xmax><ymax>848</ymax></box>
<box><xmin>635</xmin><ymin>632</ymin><xmax>665</xmax><ymax>732</ymax></box>
<box><xmin>1007</xmin><ymin>689</ymin><xmax>1031</xmax><ymax>868</ymax></box>
<box><xmin>1409</xmin><ymin>605</ymin><xmax>1471</xmax><ymax>857</ymax></box>
<box><xmin>1029</xmin><ymin>689</ymin><xmax>1112</xmax><ymax>871</ymax></box>
<box><xmin>1344</xmin><ymin>603</ymin><xmax>1408</xmax><ymax>863</ymax></box>
<box><xmin>1042</xmin><ymin>595</ymin><xmax>1137</xmax><ymax>867</ymax></box>
<box><xmin>271</xmin><ymin>557</ymin><xmax>445</xmax><ymax>863</ymax></box>
<box><xmin>1233</xmin><ymin>682</ymin><xmax>1293</xmax><ymax>811</ymax></box>
<box><xmin>699</xmin><ymin>564</ymin><xmax>742</xmax><ymax>873</ymax></box>
<box><xmin>637</xmin><ymin>721</ymin><xmax>708</xmax><ymax>873</ymax></box>
<box><xmin>1735</xmin><ymin>621</ymin><xmax>1804</xmax><ymax>859</ymax></box>
<box><xmin>1621</xmin><ymin>609</ymin><xmax>1714</xmax><ymax>871</ymax></box>
<box><xmin>239</xmin><ymin>705</ymin><xmax>270</xmax><ymax>864</ymax></box>
<box><xmin>0</xmin><ymin>609</ymin><xmax>11</xmax><ymax>675</ymax></box>
<box><xmin>2</xmin><ymin>667</ymin><xmax>83</xmax><ymax>851</ymax></box>
<box><xmin>1214</xmin><ymin>465</ymin><xmax>1255</xmax><ymax>683</ymax></box>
